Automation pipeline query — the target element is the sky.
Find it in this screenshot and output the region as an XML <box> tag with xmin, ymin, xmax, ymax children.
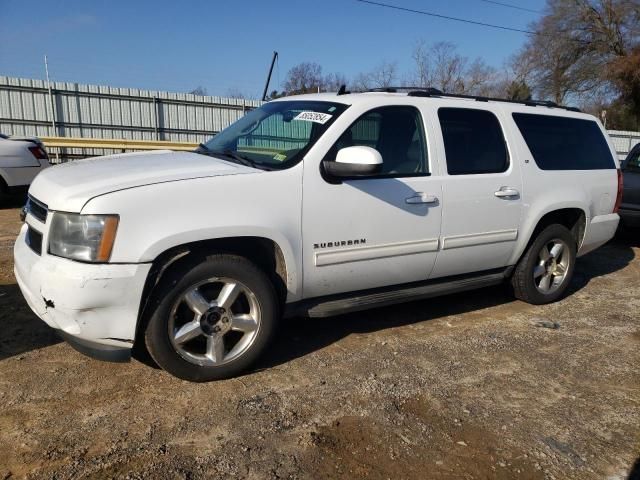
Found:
<box><xmin>0</xmin><ymin>0</ymin><xmax>547</xmax><ymax>98</ymax></box>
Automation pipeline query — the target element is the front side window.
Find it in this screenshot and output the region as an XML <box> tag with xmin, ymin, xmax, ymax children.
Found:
<box><xmin>625</xmin><ymin>145</ymin><xmax>640</xmax><ymax>170</ymax></box>
<box><xmin>326</xmin><ymin>106</ymin><xmax>428</xmax><ymax>176</ymax></box>
<box><xmin>200</xmin><ymin>101</ymin><xmax>347</xmax><ymax>170</ymax></box>
<box><xmin>512</xmin><ymin>113</ymin><xmax>615</xmax><ymax>170</ymax></box>
<box><xmin>438</xmin><ymin>108</ymin><xmax>509</xmax><ymax>175</ymax></box>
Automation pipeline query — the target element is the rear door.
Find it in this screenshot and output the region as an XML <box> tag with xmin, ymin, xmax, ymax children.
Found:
<box><xmin>430</xmin><ymin>106</ymin><xmax>523</xmax><ymax>278</ymax></box>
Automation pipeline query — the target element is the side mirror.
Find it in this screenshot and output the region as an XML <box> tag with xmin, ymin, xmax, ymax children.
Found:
<box><xmin>323</xmin><ymin>146</ymin><xmax>383</xmax><ymax>178</ymax></box>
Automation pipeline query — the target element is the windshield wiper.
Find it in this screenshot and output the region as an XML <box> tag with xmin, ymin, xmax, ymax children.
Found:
<box><xmin>195</xmin><ymin>144</ymin><xmax>263</xmax><ymax>169</ymax></box>
<box><xmin>218</xmin><ymin>149</ymin><xmax>258</xmax><ymax>168</ymax></box>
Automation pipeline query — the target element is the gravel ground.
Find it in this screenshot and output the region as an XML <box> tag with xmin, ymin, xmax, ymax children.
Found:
<box><xmin>0</xmin><ymin>201</ymin><xmax>638</xmax><ymax>480</ymax></box>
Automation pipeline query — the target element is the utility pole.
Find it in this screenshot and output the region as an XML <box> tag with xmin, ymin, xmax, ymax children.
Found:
<box><xmin>44</xmin><ymin>55</ymin><xmax>60</xmax><ymax>161</ymax></box>
<box><xmin>44</xmin><ymin>55</ymin><xmax>56</xmax><ymax>133</ymax></box>
<box><xmin>262</xmin><ymin>51</ymin><xmax>278</xmax><ymax>102</ymax></box>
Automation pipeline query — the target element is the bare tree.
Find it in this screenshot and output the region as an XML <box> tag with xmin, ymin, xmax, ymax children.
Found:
<box><xmin>463</xmin><ymin>59</ymin><xmax>499</xmax><ymax>95</ymax></box>
<box><xmin>188</xmin><ymin>86</ymin><xmax>208</xmax><ymax>96</ymax></box>
<box><xmin>282</xmin><ymin>62</ymin><xmax>324</xmax><ymax>94</ymax></box>
<box><xmin>411</xmin><ymin>39</ymin><xmax>433</xmax><ymax>87</ymax></box>
<box><xmin>515</xmin><ymin>0</ymin><xmax>639</xmax><ymax>111</ymax></box>
<box><xmin>352</xmin><ymin>72</ymin><xmax>373</xmax><ymax>91</ymax></box>
<box><xmin>409</xmin><ymin>41</ymin><xmax>499</xmax><ymax>95</ymax></box>
<box><xmin>282</xmin><ymin>63</ymin><xmax>348</xmax><ymax>94</ymax></box>
<box><xmin>226</xmin><ymin>88</ymin><xmax>246</xmax><ymax>99</ymax></box>
<box><xmin>324</xmin><ymin>72</ymin><xmax>348</xmax><ymax>92</ymax></box>
<box><xmin>430</xmin><ymin>42</ymin><xmax>467</xmax><ymax>93</ymax></box>
<box><xmin>368</xmin><ymin>61</ymin><xmax>399</xmax><ymax>89</ymax></box>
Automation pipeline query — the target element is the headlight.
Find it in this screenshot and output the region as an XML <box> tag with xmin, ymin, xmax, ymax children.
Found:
<box><xmin>49</xmin><ymin>213</ymin><xmax>119</xmax><ymax>262</ymax></box>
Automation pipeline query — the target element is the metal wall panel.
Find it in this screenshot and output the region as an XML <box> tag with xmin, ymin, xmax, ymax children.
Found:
<box><xmin>607</xmin><ymin>130</ymin><xmax>640</xmax><ymax>160</ymax></box>
<box><xmin>0</xmin><ymin>76</ymin><xmax>262</xmax><ymax>160</ymax></box>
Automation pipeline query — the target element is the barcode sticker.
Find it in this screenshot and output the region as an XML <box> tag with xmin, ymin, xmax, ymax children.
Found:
<box><xmin>293</xmin><ymin>111</ymin><xmax>333</xmax><ymax>124</ymax></box>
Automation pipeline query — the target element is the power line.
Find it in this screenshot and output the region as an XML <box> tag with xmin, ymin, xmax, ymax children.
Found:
<box><xmin>355</xmin><ymin>0</ymin><xmax>538</xmax><ymax>35</ymax></box>
<box><xmin>476</xmin><ymin>0</ymin><xmax>541</xmax><ymax>14</ymax></box>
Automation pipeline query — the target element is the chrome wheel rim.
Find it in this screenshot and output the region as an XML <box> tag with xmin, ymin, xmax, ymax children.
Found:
<box><xmin>533</xmin><ymin>238</ymin><xmax>571</xmax><ymax>295</ymax></box>
<box><xmin>168</xmin><ymin>277</ymin><xmax>261</xmax><ymax>367</ymax></box>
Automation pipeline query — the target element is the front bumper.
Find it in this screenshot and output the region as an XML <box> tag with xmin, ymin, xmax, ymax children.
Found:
<box><xmin>14</xmin><ymin>223</ymin><xmax>152</xmax><ymax>361</ymax></box>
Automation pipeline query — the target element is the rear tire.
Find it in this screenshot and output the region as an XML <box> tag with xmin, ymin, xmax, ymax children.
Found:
<box><xmin>144</xmin><ymin>254</ymin><xmax>279</xmax><ymax>382</ymax></box>
<box><xmin>511</xmin><ymin>224</ymin><xmax>576</xmax><ymax>305</ymax></box>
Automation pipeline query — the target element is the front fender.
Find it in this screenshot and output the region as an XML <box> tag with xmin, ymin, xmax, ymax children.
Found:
<box><xmin>82</xmin><ymin>168</ymin><xmax>303</xmax><ymax>300</ymax></box>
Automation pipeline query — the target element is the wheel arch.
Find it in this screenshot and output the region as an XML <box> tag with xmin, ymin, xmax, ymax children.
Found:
<box><xmin>133</xmin><ymin>235</ymin><xmax>293</xmax><ymax>349</ymax></box>
<box><xmin>511</xmin><ymin>205</ymin><xmax>587</xmax><ymax>266</ymax></box>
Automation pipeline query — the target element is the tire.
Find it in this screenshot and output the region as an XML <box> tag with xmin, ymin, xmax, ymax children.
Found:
<box><xmin>511</xmin><ymin>224</ymin><xmax>576</xmax><ymax>305</ymax></box>
<box><xmin>144</xmin><ymin>254</ymin><xmax>279</xmax><ymax>382</ymax></box>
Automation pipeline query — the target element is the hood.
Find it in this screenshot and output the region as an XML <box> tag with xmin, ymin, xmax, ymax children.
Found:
<box><xmin>29</xmin><ymin>150</ymin><xmax>258</xmax><ymax>212</ymax></box>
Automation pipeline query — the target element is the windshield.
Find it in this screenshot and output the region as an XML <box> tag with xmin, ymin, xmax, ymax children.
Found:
<box><xmin>200</xmin><ymin>100</ymin><xmax>348</xmax><ymax>170</ymax></box>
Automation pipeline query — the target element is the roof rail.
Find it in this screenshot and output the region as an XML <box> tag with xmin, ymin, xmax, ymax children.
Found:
<box><xmin>367</xmin><ymin>86</ymin><xmax>443</xmax><ymax>95</ymax></box>
<box><xmin>364</xmin><ymin>86</ymin><xmax>581</xmax><ymax>112</ymax></box>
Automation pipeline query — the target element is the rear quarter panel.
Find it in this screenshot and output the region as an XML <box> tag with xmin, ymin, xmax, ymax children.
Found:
<box><xmin>503</xmin><ymin>108</ymin><xmax>619</xmax><ymax>264</ymax></box>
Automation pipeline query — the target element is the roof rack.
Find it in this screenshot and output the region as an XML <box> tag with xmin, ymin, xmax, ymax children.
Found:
<box><xmin>363</xmin><ymin>86</ymin><xmax>581</xmax><ymax>112</ymax></box>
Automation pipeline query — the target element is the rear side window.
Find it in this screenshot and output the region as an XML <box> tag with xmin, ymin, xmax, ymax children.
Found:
<box><xmin>512</xmin><ymin>113</ymin><xmax>615</xmax><ymax>170</ymax></box>
<box><xmin>438</xmin><ymin>108</ymin><xmax>509</xmax><ymax>175</ymax></box>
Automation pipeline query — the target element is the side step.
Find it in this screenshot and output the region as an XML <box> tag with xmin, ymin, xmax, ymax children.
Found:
<box><xmin>286</xmin><ymin>268</ymin><xmax>509</xmax><ymax>318</ymax></box>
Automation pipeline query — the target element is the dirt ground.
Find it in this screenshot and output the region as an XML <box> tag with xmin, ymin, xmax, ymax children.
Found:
<box><xmin>0</xmin><ymin>200</ymin><xmax>638</xmax><ymax>480</ymax></box>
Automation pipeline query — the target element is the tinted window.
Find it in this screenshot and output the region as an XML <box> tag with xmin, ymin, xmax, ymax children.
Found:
<box><xmin>329</xmin><ymin>106</ymin><xmax>428</xmax><ymax>176</ymax></box>
<box><xmin>626</xmin><ymin>145</ymin><xmax>640</xmax><ymax>170</ymax></box>
<box><xmin>438</xmin><ymin>108</ymin><xmax>508</xmax><ymax>175</ymax></box>
<box><xmin>512</xmin><ymin>113</ymin><xmax>615</xmax><ymax>170</ymax></box>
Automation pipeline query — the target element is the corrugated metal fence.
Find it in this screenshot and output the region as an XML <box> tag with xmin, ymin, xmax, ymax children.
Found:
<box><xmin>0</xmin><ymin>76</ymin><xmax>263</xmax><ymax>160</ymax></box>
<box><xmin>607</xmin><ymin>130</ymin><xmax>640</xmax><ymax>160</ymax></box>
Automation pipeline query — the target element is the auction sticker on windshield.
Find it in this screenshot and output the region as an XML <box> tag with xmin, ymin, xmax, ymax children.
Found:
<box><xmin>294</xmin><ymin>111</ymin><xmax>333</xmax><ymax>124</ymax></box>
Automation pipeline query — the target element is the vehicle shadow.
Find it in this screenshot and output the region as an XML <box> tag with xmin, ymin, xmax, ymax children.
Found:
<box><xmin>568</xmin><ymin>235</ymin><xmax>637</xmax><ymax>295</ymax></box>
<box><xmin>256</xmin><ymin>238</ymin><xmax>636</xmax><ymax>372</ymax></box>
<box><xmin>628</xmin><ymin>456</ymin><xmax>640</xmax><ymax>480</ymax></box>
<box><xmin>0</xmin><ymin>283</ymin><xmax>61</xmax><ymax>361</ymax></box>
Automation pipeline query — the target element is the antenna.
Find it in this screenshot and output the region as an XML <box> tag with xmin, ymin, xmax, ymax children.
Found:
<box><xmin>262</xmin><ymin>51</ymin><xmax>278</xmax><ymax>102</ymax></box>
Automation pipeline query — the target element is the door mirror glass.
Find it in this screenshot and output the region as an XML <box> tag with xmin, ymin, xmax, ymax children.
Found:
<box><xmin>323</xmin><ymin>146</ymin><xmax>383</xmax><ymax>177</ymax></box>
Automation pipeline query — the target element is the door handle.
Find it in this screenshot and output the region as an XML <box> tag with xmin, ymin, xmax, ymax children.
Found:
<box><xmin>405</xmin><ymin>192</ymin><xmax>438</xmax><ymax>205</ymax></box>
<box><xmin>494</xmin><ymin>187</ymin><xmax>520</xmax><ymax>198</ymax></box>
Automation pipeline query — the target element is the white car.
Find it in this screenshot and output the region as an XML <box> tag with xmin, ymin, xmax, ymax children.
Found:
<box><xmin>14</xmin><ymin>88</ymin><xmax>621</xmax><ymax>381</ymax></box>
<box><xmin>0</xmin><ymin>134</ymin><xmax>50</xmax><ymax>200</ymax></box>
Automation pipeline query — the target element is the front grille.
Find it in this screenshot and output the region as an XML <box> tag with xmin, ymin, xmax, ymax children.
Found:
<box><xmin>26</xmin><ymin>196</ymin><xmax>48</xmax><ymax>223</ymax></box>
<box><xmin>26</xmin><ymin>225</ymin><xmax>43</xmax><ymax>255</ymax></box>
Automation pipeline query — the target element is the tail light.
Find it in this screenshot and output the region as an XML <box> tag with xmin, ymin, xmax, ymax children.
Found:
<box><xmin>613</xmin><ymin>169</ymin><xmax>623</xmax><ymax>213</ymax></box>
<box><xmin>28</xmin><ymin>145</ymin><xmax>49</xmax><ymax>160</ymax></box>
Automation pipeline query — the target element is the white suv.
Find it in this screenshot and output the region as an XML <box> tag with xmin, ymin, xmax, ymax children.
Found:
<box><xmin>14</xmin><ymin>88</ymin><xmax>621</xmax><ymax>381</ymax></box>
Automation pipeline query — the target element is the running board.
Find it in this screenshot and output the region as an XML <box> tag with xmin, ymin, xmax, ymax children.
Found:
<box><xmin>286</xmin><ymin>269</ymin><xmax>509</xmax><ymax>318</ymax></box>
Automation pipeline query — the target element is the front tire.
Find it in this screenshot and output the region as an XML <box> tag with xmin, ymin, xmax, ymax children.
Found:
<box><xmin>144</xmin><ymin>254</ymin><xmax>279</xmax><ymax>382</ymax></box>
<box><xmin>511</xmin><ymin>224</ymin><xmax>576</xmax><ymax>305</ymax></box>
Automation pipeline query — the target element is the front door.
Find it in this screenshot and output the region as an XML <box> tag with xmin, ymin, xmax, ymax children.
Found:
<box><xmin>302</xmin><ymin>105</ymin><xmax>443</xmax><ymax>299</ymax></box>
